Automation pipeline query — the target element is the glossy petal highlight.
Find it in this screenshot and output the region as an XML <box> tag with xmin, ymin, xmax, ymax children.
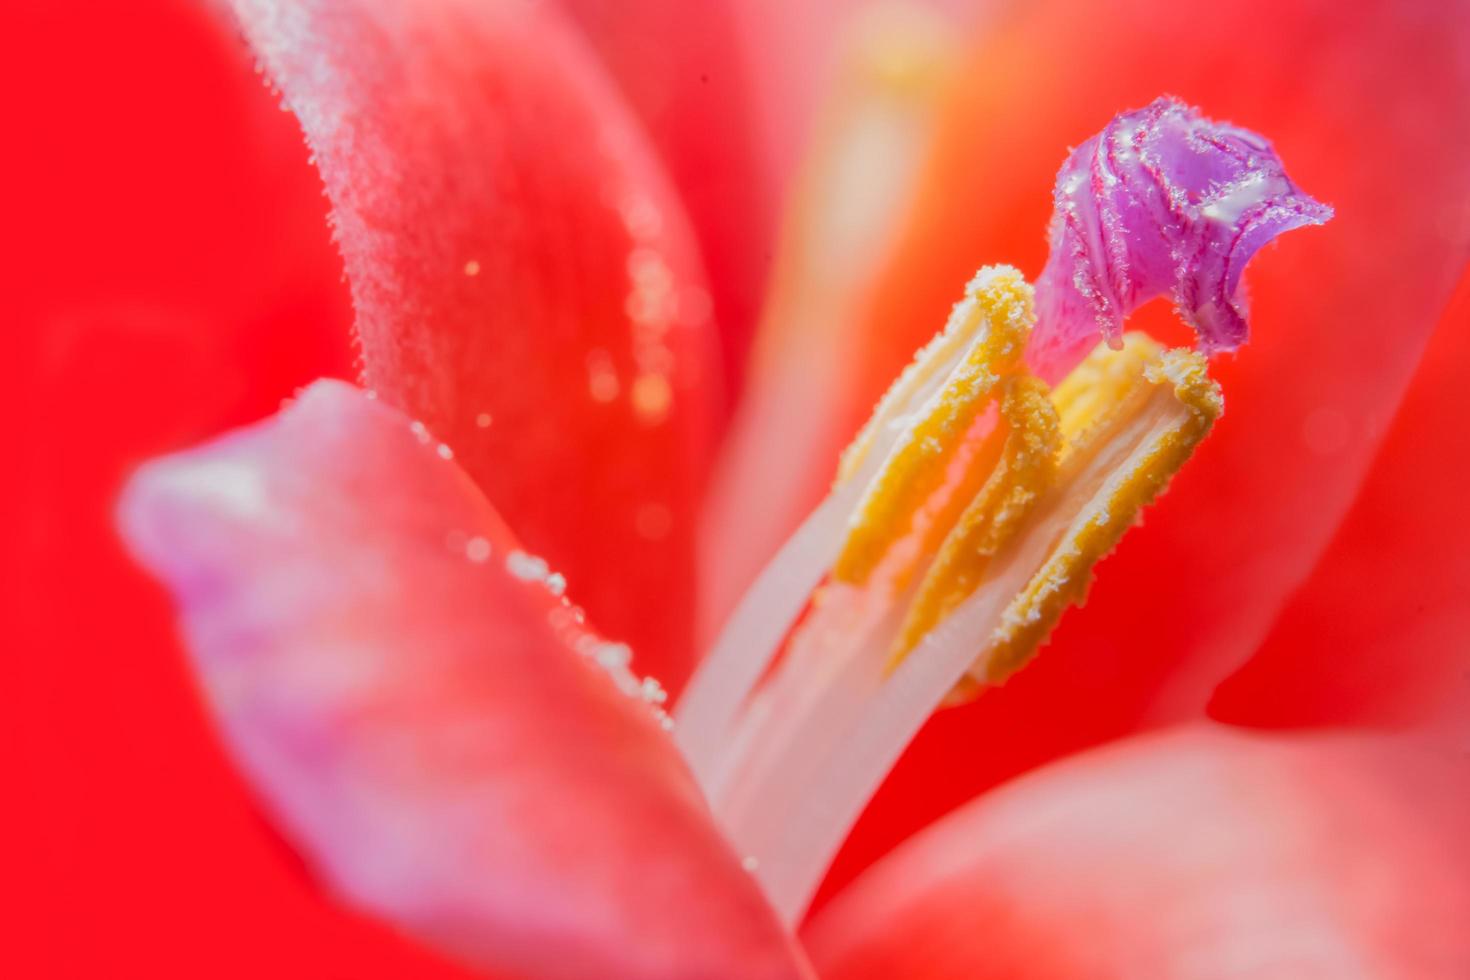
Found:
<box><xmin>229</xmin><ymin>0</ymin><xmax>721</xmax><ymax>689</ymax></box>
<box><xmin>808</xmin><ymin>728</ymin><xmax>1470</xmax><ymax>979</ymax></box>
<box><xmin>118</xmin><ymin>381</ymin><xmax>805</xmax><ymax>980</ymax></box>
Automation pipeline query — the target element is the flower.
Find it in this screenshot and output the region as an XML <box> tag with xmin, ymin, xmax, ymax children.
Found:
<box><xmin>13</xmin><ymin>0</ymin><xmax>1470</xmax><ymax>977</ymax></box>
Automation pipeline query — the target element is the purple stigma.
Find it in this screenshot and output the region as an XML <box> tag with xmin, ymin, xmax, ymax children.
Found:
<box><xmin>1029</xmin><ymin>97</ymin><xmax>1333</xmax><ymax>378</ymax></box>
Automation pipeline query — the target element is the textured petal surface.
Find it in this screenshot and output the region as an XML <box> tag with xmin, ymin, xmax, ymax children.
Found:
<box><xmin>807</xmin><ymin>727</ymin><xmax>1470</xmax><ymax>979</ymax></box>
<box><xmin>819</xmin><ymin>0</ymin><xmax>1470</xmax><ymax>903</ymax></box>
<box><xmin>118</xmin><ymin>381</ymin><xmax>805</xmax><ymax>980</ymax></box>
<box><xmin>0</xmin><ymin>2</ymin><xmax>444</xmax><ymax>975</ymax></box>
<box><xmin>1211</xmin><ymin>265</ymin><xmax>1470</xmax><ymax>733</ymax></box>
<box><xmin>231</xmin><ymin>0</ymin><xmax>721</xmax><ymax>689</ymax></box>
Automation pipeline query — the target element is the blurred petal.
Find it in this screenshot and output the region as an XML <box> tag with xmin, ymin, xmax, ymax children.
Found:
<box><xmin>559</xmin><ymin>0</ymin><xmax>777</xmax><ymax>396</ymax></box>
<box><xmin>1211</xmin><ymin>264</ymin><xmax>1470</xmax><ymax>732</ymax></box>
<box><xmin>807</xmin><ymin>727</ymin><xmax>1470</xmax><ymax>978</ymax></box>
<box><xmin>821</xmin><ymin>0</ymin><xmax>1470</xmax><ymax>898</ymax></box>
<box><xmin>0</xmin><ymin>1</ymin><xmax>434</xmax><ymax>974</ymax></box>
<box><xmin>230</xmin><ymin>0</ymin><xmax>722</xmax><ymax>689</ymax></box>
<box><xmin>698</xmin><ymin>3</ymin><xmax>963</xmax><ymax>636</ymax></box>
<box><xmin>118</xmin><ymin>381</ymin><xmax>807</xmax><ymax>980</ymax></box>
<box><xmin>559</xmin><ymin>0</ymin><xmax>996</xmax><ymax>392</ymax></box>
<box><xmin>726</xmin><ymin>0</ymin><xmax>993</xmax><ymax>191</ymax></box>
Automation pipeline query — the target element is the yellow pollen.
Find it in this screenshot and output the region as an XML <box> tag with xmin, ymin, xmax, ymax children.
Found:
<box><xmin>833</xmin><ymin>266</ymin><xmax>1034</xmax><ymax>585</ymax></box>
<box><xmin>825</xmin><ymin>260</ymin><xmax>1222</xmax><ymax>702</ymax></box>
<box><xmin>1050</xmin><ymin>332</ymin><xmax>1164</xmax><ymax>446</ymax></box>
<box><xmin>979</xmin><ymin>343</ymin><xmax>1221</xmax><ymax>685</ymax></box>
<box><xmin>890</xmin><ymin>375</ymin><xmax>1061</xmax><ymax>663</ymax></box>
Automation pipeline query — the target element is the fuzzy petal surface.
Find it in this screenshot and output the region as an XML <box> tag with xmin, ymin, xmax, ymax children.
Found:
<box><xmin>118</xmin><ymin>381</ymin><xmax>805</xmax><ymax>980</ymax></box>
<box><xmin>230</xmin><ymin>0</ymin><xmax>722</xmax><ymax>689</ymax></box>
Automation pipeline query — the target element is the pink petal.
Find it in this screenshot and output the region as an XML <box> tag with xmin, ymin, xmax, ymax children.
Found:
<box><xmin>1211</xmin><ymin>265</ymin><xmax>1470</xmax><ymax>732</ymax></box>
<box><xmin>229</xmin><ymin>0</ymin><xmax>722</xmax><ymax>691</ymax></box>
<box><xmin>118</xmin><ymin>381</ymin><xmax>806</xmax><ymax>980</ymax></box>
<box><xmin>807</xmin><ymin>727</ymin><xmax>1470</xmax><ymax>978</ymax></box>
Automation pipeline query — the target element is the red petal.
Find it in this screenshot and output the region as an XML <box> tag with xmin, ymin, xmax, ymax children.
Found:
<box><xmin>559</xmin><ymin>0</ymin><xmax>778</xmax><ymax>398</ymax></box>
<box><xmin>559</xmin><ymin>1</ymin><xmax>995</xmax><ymax>397</ymax></box>
<box><xmin>230</xmin><ymin>0</ymin><xmax>722</xmax><ymax>690</ymax></box>
<box><xmin>1211</xmin><ymin>265</ymin><xmax>1470</xmax><ymax>731</ymax></box>
<box><xmin>0</xmin><ymin>1</ymin><xmax>427</xmax><ymax>974</ymax></box>
<box><xmin>721</xmin><ymin>0</ymin><xmax>989</xmax><ymax>189</ymax></box>
<box><xmin>818</xmin><ymin>0</ymin><xmax>1470</xmax><ymax>903</ymax></box>
<box><xmin>807</xmin><ymin>727</ymin><xmax>1470</xmax><ymax>978</ymax></box>
<box><xmin>118</xmin><ymin>381</ymin><xmax>806</xmax><ymax>980</ymax></box>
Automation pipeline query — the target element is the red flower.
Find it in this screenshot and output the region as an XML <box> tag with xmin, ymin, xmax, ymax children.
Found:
<box><xmin>11</xmin><ymin>0</ymin><xmax>1469</xmax><ymax>976</ymax></box>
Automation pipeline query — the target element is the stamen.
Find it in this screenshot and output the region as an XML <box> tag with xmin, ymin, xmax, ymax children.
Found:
<box><xmin>983</xmin><ymin>344</ymin><xmax>1221</xmax><ymax>684</ymax></box>
<box><xmin>680</xmin><ymin>274</ymin><xmax>1222</xmax><ymax>924</ymax></box>
<box><xmin>696</xmin><ymin>1</ymin><xmax>961</xmax><ymax>647</ymax></box>
<box><xmin>899</xmin><ymin>335</ymin><xmax>1221</xmax><ymax>684</ymax></box>
<box><xmin>889</xmin><ymin>374</ymin><xmax>1061</xmax><ymax>667</ymax></box>
<box><xmin>678</xmin><ymin>98</ymin><xmax>1319</xmax><ymax>928</ymax></box>
<box><xmin>677</xmin><ymin>265</ymin><xmax>1031</xmax><ymax>783</ymax></box>
<box><xmin>835</xmin><ymin>268</ymin><xmax>1033</xmax><ymax>585</ymax></box>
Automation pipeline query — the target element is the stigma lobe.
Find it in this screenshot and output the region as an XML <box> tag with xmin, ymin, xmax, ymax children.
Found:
<box><xmin>1030</xmin><ymin>97</ymin><xmax>1333</xmax><ymax>376</ymax></box>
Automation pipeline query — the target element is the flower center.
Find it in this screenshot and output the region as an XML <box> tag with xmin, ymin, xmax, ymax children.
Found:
<box><xmin>677</xmin><ymin>266</ymin><xmax>1220</xmax><ymax>923</ymax></box>
<box><xmin>675</xmin><ymin>94</ymin><xmax>1327</xmax><ymax>925</ymax></box>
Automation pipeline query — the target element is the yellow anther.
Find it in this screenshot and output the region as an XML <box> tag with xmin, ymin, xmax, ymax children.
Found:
<box><xmin>979</xmin><ymin>344</ymin><xmax>1222</xmax><ymax>685</ymax></box>
<box><xmin>890</xmin><ymin>375</ymin><xmax>1061</xmax><ymax>664</ymax></box>
<box><xmin>833</xmin><ymin>267</ymin><xmax>1034</xmax><ymax>585</ymax></box>
<box><xmin>1050</xmin><ymin>332</ymin><xmax>1163</xmax><ymax>446</ymax></box>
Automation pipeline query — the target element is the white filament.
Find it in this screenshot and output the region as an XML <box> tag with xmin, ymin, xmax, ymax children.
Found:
<box><xmin>682</xmin><ymin>354</ymin><xmax>1188</xmax><ymax>924</ymax></box>
<box><xmin>676</xmin><ymin>292</ymin><xmax>982</xmax><ymax>784</ymax></box>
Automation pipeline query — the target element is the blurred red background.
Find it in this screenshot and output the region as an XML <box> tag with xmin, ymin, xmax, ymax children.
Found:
<box><xmin>4</xmin><ymin>1</ymin><xmax>476</xmax><ymax>975</ymax></box>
